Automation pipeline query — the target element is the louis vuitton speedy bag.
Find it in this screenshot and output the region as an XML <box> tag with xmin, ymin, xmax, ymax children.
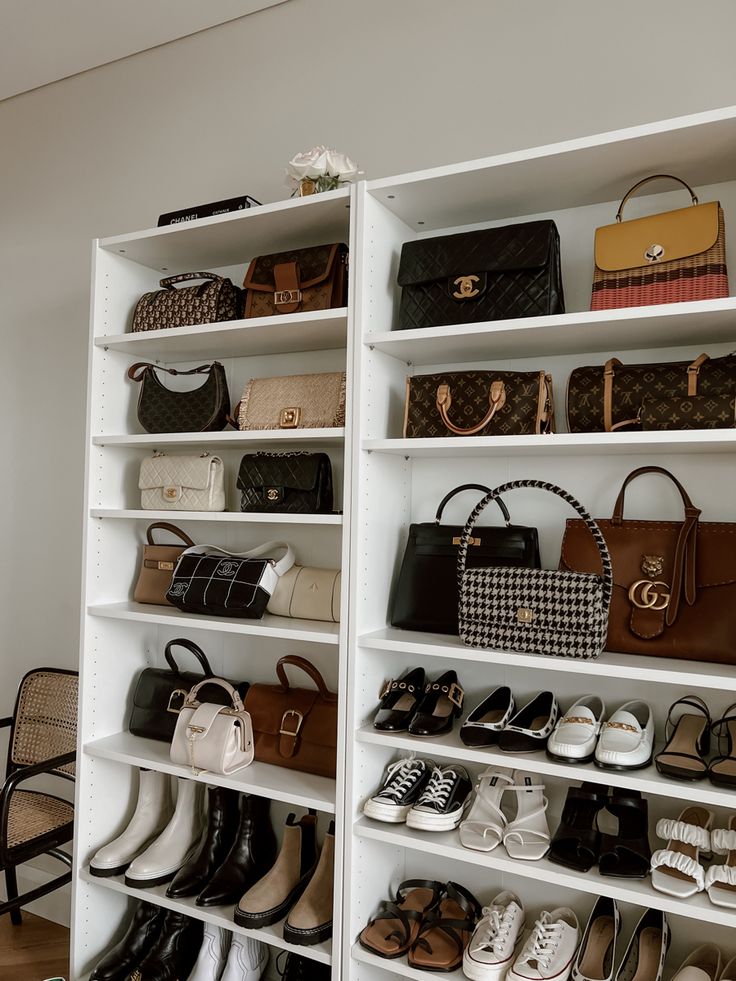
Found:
<box><xmin>131</xmin><ymin>272</ymin><xmax>241</xmax><ymax>332</ymax></box>
<box><xmin>139</xmin><ymin>452</ymin><xmax>226</xmax><ymax>511</ymax></box>
<box><xmin>243</xmin><ymin>243</ymin><xmax>348</xmax><ymax>317</ymax></box>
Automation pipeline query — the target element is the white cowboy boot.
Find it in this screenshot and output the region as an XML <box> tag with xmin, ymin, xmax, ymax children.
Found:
<box><xmin>221</xmin><ymin>935</ymin><xmax>268</xmax><ymax>981</ymax></box>
<box><xmin>125</xmin><ymin>777</ymin><xmax>203</xmax><ymax>887</ymax></box>
<box><xmin>189</xmin><ymin>922</ymin><xmax>231</xmax><ymax>981</ymax></box>
<box><xmin>89</xmin><ymin>769</ymin><xmax>173</xmax><ymax>877</ymax></box>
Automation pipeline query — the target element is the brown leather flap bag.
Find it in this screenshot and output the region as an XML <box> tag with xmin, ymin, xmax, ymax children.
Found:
<box><xmin>243</xmin><ymin>243</ymin><xmax>348</xmax><ymax>317</ymax></box>
<box><xmin>244</xmin><ymin>655</ymin><xmax>338</xmax><ymax>778</ymax></box>
<box><xmin>560</xmin><ymin>466</ymin><xmax>736</xmax><ymax>664</ymax></box>
<box><xmin>133</xmin><ymin>522</ymin><xmax>195</xmax><ymax>606</ymax></box>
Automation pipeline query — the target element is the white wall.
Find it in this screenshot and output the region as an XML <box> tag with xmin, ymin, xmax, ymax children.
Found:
<box><xmin>1</xmin><ymin>0</ymin><xmax>736</xmax><ymax>697</ymax></box>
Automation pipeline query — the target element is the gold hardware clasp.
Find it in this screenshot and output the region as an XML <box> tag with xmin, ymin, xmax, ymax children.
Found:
<box><xmin>157</xmin><ymin>560</ymin><xmax>174</xmax><ymax>571</ymax></box>
<box><xmin>452</xmin><ymin>274</ymin><xmax>480</xmax><ymax>299</ymax></box>
<box><xmin>452</xmin><ymin>536</ymin><xmax>481</xmax><ymax>546</ymax></box>
<box><xmin>628</xmin><ymin>579</ymin><xmax>671</xmax><ymax>611</ymax></box>
<box><xmin>279</xmin><ymin>407</ymin><xmax>301</xmax><ymax>429</ymax></box>
<box><xmin>274</xmin><ymin>289</ymin><xmax>302</xmax><ymax>306</ymax></box>
<box><xmin>266</xmin><ymin>488</ymin><xmax>280</xmax><ymax>501</ymax></box>
<box><xmin>166</xmin><ymin>688</ymin><xmax>188</xmax><ymax>714</ymax></box>
<box><xmin>517</xmin><ymin>607</ymin><xmax>534</xmax><ymax>623</ymax></box>
<box><xmin>644</xmin><ymin>244</ymin><xmax>665</xmax><ymax>262</ymax></box>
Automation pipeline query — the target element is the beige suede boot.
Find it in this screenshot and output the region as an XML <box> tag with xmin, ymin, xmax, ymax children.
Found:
<box><xmin>234</xmin><ymin>810</ymin><xmax>317</xmax><ymax>929</ymax></box>
<box><xmin>283</xmin><ymin>820</ymin><xmax>334</xmax><ymax>946</ymax></box>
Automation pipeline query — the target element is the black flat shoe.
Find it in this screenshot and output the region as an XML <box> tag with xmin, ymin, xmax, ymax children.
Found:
<box><xmin>548</xmin><ymin>782</ymin><xmax>608</xmax><ymax>872</ymax></box>
<box><xmin>709</xmin><ymin>701</ymin><xmax>736</xmax><ymax>788</ymax></box>
<box><xmin>599</xmin><ymin>789</ymin><xmax>651</xmax><ymax>879</ymax></box>
<box><xmin>373</xmin><ymin>667</ymin><xmax>426</xmax><ymax>732</ymax></box>
<box><xmin>460</xmin><ymin>686</ymin><xmax>514</xmax><ymax>747</ymax></box>
<box><xmin>498</xmin><ymin>691</ymin><xmax>558</xmax><ymax>754</ymax></box>
<box><xmin>407</xmin><ymin>671</ymin><xmax>464</xmax><ymax>737</ymax></box>
<box><xmin>655</xmin><ymin>695</ymin><xmax>710</xmax><ymax>782</ymax></box>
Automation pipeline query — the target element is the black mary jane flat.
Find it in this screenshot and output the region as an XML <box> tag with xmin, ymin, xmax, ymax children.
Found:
<box><xmin>408</xmin><ymin>670</ymin><xmax>465</xmax><ymax>737</ymax></box>
<box><xmin>373</xmin><ymin>667</ymin><xmax>426</xmax><ymax>732</ymax></box>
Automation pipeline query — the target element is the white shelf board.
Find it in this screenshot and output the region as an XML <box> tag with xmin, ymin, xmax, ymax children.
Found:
<box><xmin>80</xmin><ymin>868</ymin><xmax>332</xmax><ymax>965</ymax></box>
<box><xmin>359</xmin><ymin>627</ymin><xmax>736</xmax><ymax>692</ymax></box>
<box><xmin>99</xmin><ymin>188</ymin><xmax>350</xmax><ymax>270</ymax></box>
<box><xmin>356</xmin><ymin>726</ymin><xmax>731</xmax><ymax>809</ymax></box>
<box><xmin>84</xmin><ymin>731</ymin><xmax>336</xmax><ymax>812</ymax></box>
<box><xmin>96</xmin><ymin>309</ymin><xmax>348</xmax><ymax>362</ymax></box>
<box><xmin>87</xmin><ymin>602</ymin><xmax>340</xmax><ymax>644</ymax></box>
<box><xmin>363</xmin><ymin>431</ymin><xmax>736</xmax><ymax>458</ymax></box>
<box><xmin>93</xmin><ymin>428</ymin><xmax>345</xmax><ymax>449</ymax></box>
<box><xmin>91</xmin><ymin>508</ymin><xmax>343</xmax><ymax>526</ymax></box>
<box><xmin>368</xmin><ymin>106</ymin><xmax>736</xmax><ymax>230</ymax></box>
<box><xmin>353</xmin><ymin>818</ymin><xmax>736</xmax><ymax>928</ymax></box>
<box><xmin>365</xmin><ymin>298</ymin><xmax>736</xmax><ymax>365</ymax></box>
<box><xmin>353</xmin><ymin>945</ymin><xmax>463</xmax><ymax>980</ymax></box>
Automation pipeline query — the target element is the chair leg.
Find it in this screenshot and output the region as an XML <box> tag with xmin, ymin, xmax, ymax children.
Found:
<box><xmin>5</xmin><ymin>867</ymin><xmax>22</xmax><ymax>924</ymax></box>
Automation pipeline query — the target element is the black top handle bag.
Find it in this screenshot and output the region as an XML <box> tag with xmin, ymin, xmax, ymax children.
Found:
<box><xmin>127</xmin><ymin>361</ymin><xmax>230</xmax><ymax>434</ymax></box>
<box><xmin>390</xmin><ymin>483</ymin><xmax>541</xmax><ymax>635</ymax></box>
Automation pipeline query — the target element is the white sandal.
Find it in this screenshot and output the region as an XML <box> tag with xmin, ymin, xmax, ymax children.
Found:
<box><xmin>503</xmin><ymin>770</ymin><xmax>550</xmax><ymax>861</ymax></box>
<box><xmin>706</xmin><ymin>814</ymin><xmax>736</xmax><ymax>908</ymax></box>
<box><xmin>650</xmin><ymin>805</ymin><xmax>713</xmax><ymax>898</ymax></box>
<box><xmin>459</xmin><ymin>767</ymin><xmax>513</xmax><ymax>852</ymax></box>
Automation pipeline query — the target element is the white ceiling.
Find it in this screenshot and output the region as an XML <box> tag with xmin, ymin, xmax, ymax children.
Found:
<box><xmin>0</xmin><ymin>0</ymin><xmax>288</xmax><ymax>102</ymax></box>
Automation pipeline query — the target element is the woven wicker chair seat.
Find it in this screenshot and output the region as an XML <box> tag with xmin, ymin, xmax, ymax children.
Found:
<box><xmin>7</xmin><ymin>789</ymin><xmax>73</xmax><ymax>850</ymax></box>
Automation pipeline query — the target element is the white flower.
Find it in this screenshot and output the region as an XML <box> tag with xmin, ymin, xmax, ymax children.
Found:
<box><xmin>286</xmin><ymin>145</ymin><xmax>360</xmax><ymax>182</ymax></box>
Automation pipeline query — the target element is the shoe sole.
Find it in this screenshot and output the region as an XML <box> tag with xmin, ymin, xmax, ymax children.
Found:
<box><xmin>124</xmin><ymin>871</ymin><xmax>177</xmax><ymax>889</ymax></box>
<box><xmin>283</xmin><ymin>920</ymin><xmax>332</xmax><ymax>946</ymax></box>
<box><xmin>594</xmin><ymin>754</ymin><xmax>653</xmax><ymax>772</ymax></box>
<box><xmin>363</xmin><ymin>800</ymin><xmax>412</xmax><ymax>823</ymax></box>
<box><xmin>546</xmin><ymin>749</ymin><xmax>596</xmax><ymax>765</ymax></box>
<box><xmin>406</xmin><ymin>810</ymin><xmax>465</xmax><ymax>832</ymax></box>
<box><xmin>234</xmin><ymin>874</ymin><xmax>313</xmax><ymax>929</ymax></box>
<box><xmin>89</xmin><ymin>863</ymin><xmax>129</xmax><ymax>878</ymax></box>
<box><xmin>654</xmin><ymin>761</ymin><xmax>707</xmax><ymax>781</ymax></box>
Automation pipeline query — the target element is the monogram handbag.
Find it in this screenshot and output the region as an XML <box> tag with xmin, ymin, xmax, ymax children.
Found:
<box><xmin>128</xmin><ymin>361</ymin><xmax>230</xmax><ymax>433</ymax></box>
<box><xmin>390</xmin><ymin>484</ymin><xmax>541</xmax><ymax>635</ymax></box>
<box><xmin>133</xmin><ymin>522</ymin><xmax>195</xmax><ymax>605</ymax></box>
<box><xmin>243</xmin><ymin>243</ymin><xmax>348</xmax><ymax>317</ymax></box>
<box><xmin>566</xmin><ymin>352</ymin><xmax>736</xmax><ymax>433</ymax></box>
<box><xmin>139</xmin><ymin>452</ymin><xmax>226</xmax><ymax>511</ymax></box>
<box><xmin>404</xmin><ymin>370</ymin><xmax>554</xmax><ymax>438</ymax></box>
<box><xmin>171</xmin><ymin>678</ymin><xmax>254</xmax><ymax>775</ymax></box>
<box><xmin>166</xmin><ymin>541</ymin><xmax>295</xmax><ymax>618</ymax></box>
<box><xmin>560</xmin><ymin>466</ymin><xmax>736</xmax><ymax>665</ymax></box>
<box><xmin>591</xmin><ymin>175</ymin><xmax>728</xmax><ymax>310</ymax></box>
<box><xmin>237</xmin><ymin>452</ymin><xmax>333</xmax><ymax>513</ymax></box>
<box><xmin>267</xmin><ymin>566</ymin><xmax>341</xmax><ymax>622</ymax></box>
<box><xmin>131</xmin><ymin>272</ymin><xmax>241</xmax><ymax>332</ymax></box>
<box><xmin>129</xmin><ymin>638</ymin><xmax>248</xmax><ymax>742</ymax></box>
<box><xmin>458</xmin><ymin>480</ymin><xmax>612</xmax><ymax>660</ymax></box>
<box><xmin>244</xmin><ymin>655</ymin><xmax>338</xmax><ymax>778</ymax></box>
<box><xmin>396</xmin><ymin>220</ymin><xmax>564</xmax><ymax>330</ymax></box>
<box><xmin>234</xmin><ymin>372</ymin><xmax>346</xmax><ymax>431</ymax></box>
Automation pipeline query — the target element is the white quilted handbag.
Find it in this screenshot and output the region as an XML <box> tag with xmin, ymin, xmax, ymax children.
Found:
<box><xmin>171</xmin><ymin>678</ymin><xmax>254</xmax><ymax>775</ymax></box>
<box><xmin>139</xmin><ymin>452</ymin><xmax>225</xmax><ymax>511</ymax></box>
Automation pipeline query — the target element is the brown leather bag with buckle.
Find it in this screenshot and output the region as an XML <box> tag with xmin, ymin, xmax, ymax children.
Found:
<box><xmin>559</xmin><ymin>466</ymin><xmax>736</xmax><ymax>664</ymax></box>
<box><xmin>133</xmin><ymin>522</ymin><xmax>195</xmax><ymax>606</ymax></box>
<box><xmin>243</xmin><ymin>655</ymin><xmax>338</xmax><ymax>778</ymax></box>
<box><xmin>243</xmin><ymin>243</ymin><xmax>348</xmax><ymax>318</ymax></box>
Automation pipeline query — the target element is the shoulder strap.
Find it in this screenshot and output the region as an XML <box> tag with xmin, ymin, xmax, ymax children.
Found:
<box><xmin>181</xmin><ymin>541</ymin><xmax>294</xmax><ymax>578</ymax></box>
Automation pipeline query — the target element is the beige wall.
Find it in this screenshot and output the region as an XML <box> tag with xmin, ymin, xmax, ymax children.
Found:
<box><xmin>1</xmin><ymin>0</ymin><xmax>736</xmax><ymax>692</ymax></box>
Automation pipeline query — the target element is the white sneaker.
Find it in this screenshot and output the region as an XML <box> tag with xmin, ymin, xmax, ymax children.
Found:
<box><xmin>507</xmin><ymin>908</ymin><xmax>580</xmax><ymax>981</ymax></box>
<box><xmin>547</xmin><ymin>696</ymin><xmax>605</xmax><ymax>764</ymax></box>
<box><xmin>220</xmin><ymin>935</ymin><xmax>268</xmax><ymax>981</ymax></box>
<box><xmin>595</xmin><ymin>701</ymin><xmax>653</xmax><ymax>771</ymax></box>
<box><xmin>463</xmin><ymin>891</ymin><xmax>525</xmax><ymax>981</ymax></box>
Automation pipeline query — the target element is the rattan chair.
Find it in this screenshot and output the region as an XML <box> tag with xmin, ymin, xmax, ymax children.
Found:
<box><xmin>0</xmin><ymin>667</ymin><xmax>78</xmax><ymax>924</ymax></box>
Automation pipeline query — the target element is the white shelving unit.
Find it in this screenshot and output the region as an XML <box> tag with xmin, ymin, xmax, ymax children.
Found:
<box><xmin>72</xmin><ymin>189</ymin><xmax>354</xmax><ymax>979</ymax></box>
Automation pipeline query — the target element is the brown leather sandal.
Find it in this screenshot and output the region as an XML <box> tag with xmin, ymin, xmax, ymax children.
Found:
<box><xmin>408</xmin><ymin>881</ymin><xmax>481</xmax><ymax>973</ymax></box>
<box><xmin>358</xmin><ymin>879</ymin><xmax>442</xmax><ymax>959</ymax></box>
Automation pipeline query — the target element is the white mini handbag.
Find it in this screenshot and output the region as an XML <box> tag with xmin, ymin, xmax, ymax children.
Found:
<box><xmin>139</xmin><ymin>452</ymin><xmax>226</xmax><ymax>511</ymax></box>
<box><xmin>170</xmin><ymin>678</ymin><xmax>254</xmax><ymax>775</ymax></box>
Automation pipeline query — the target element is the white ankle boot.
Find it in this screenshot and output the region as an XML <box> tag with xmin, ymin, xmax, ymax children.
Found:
<box><xmin>126</xmin><ymin>777</ymin><xmax>203</xmax><ymax>887</ymax></box>
<box><xmin>90</xmin><ymin>768</ymin><xmax>173</xmax><ymax>877</ymax></box>
<box><xmin>189</xmin><ymin>922</ymin><xmax>231</xmax><ymax>981</ymax></box>
<box><xmin>221</xmin><ymin>935</ymin><xmax>268</xmax><ymax>981</ymax></box>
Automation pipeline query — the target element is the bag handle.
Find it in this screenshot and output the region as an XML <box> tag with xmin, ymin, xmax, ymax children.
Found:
<box><xmin>146</xmin><ymin>522</ymin><xmax>195</xmax><ymax>547</ymax></box>
<box><xmin>611</xmin><ymin>466</ymin><xmax>701</xmax><ymax>625</ymax></box>
<box><xmin>127</xmin><ymin>362</ymin><xmax>218</xmax><ymax>383</ymax></box>
<box><xmin>457</xmin><ymin>480</ymin><xmax>612</xmax><ymax>613</ymax></box>
<box><xmin>164</xmin><ymin>638</ymin><xmax>213</xmax><ymax>676</ymax></box>
<box><xmin>185</xmin><ymin>676</ymin><xmax>244</xmax><ymax>711</ymax></box>
<box><xmin>435</xmin><ymin>484</ymin><xmax>511</xmax><ymax>526</ymax></box>
<box><xmin>276</xmin><ymin>655</ymin><xmax>337</xmax><ymax>702</ymax></box>
<box><xmin>435</xmin><ymin>381</ymin><xmax>506</xmax><ymax>436</ymax></box>
<box><xmin>160</xmin><ymin>272</ymin><xmax>224</xmax><ymax>289</ymax></box>
<box><xmin>603</xmin><ymin>354</ymin><xmax>709</xmax><ymax>431</ymax></box>
<box><xmin>182</xmin><ymin>541</ymin><xmax>295</xmax><ymax>578</ymax></box>
<box><xmin>616</xmin><ymin>174</ymin><xmax>698</xmax><ymax>222</ymax></box>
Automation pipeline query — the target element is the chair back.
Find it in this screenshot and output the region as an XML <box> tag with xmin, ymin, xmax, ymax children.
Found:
<box><xmin>9</xmin><ymin>669</ymin><xmax>78</xmax><ymax>780</ymax></box>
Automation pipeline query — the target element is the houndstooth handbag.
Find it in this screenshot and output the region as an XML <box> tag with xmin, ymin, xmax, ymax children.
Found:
<box><xmin>458</xmin><ymin>480</ymin><xmax>612</xmax><ymax>659</ymax></box>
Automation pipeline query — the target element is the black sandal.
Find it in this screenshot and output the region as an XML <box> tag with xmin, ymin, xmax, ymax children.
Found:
<box><xmin>709</xmin><ymin>702</ymin><xmax>736</xmax><ymax>788</ymax></box>
<box><xmin>359</xmin><ymin>879</ymin><xmax>442</xmax><ymax>959</ymax></box>
<box><xmin>373</xmin><ymin>667</ymin><xmax>426</xmax><ymax>732</ymax></box>
<box><xmin>548</xmin><ymin>782</ymin><xmax>608</xmax><ymax>872</ymax></box>
<box><xmin>655</xmin><ymin>695</ymin><xmax>710</xmax><ymax>781</ymax></box>
<box><xmin>598</xmin><ymin>789</ymin><xmax>651</xmax><ymax>879</ymax></box>
<box><xmin>408</xmin><ymin>881</ymin><xmax>481</xmax><ymax>973</ymax></box>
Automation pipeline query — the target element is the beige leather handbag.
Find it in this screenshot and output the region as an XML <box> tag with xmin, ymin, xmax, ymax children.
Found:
<box><xmin>139</xmin><ymin>452</ymin><xmax>225</xmax><ymax>511</ymax></box>
<box><xmin>234</xmin><ymin>372</ymin><xmax>346</xmax><ymax>431</ymax></box>
<box><xmin>267</xmin><ymin>565</ymin><xmax>341</xmax><ymax>622</ymax></box>
<box><xmin>170</xmin><ymin>678</ymin><xmax>254</xmax><ymax>775</ymax></box>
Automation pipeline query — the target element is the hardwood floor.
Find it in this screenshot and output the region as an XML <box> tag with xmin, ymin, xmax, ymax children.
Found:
<box><xmin>0</xmin><ymin>911</ymin><xmax>69</xmax><ymax>980</ymax></box>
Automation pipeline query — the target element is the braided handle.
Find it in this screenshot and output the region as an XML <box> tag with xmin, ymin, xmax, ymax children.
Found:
<box><xmin>457</xmin><ymin>480</ymin><xmax>612</xmax><ymax>612</ymax></box>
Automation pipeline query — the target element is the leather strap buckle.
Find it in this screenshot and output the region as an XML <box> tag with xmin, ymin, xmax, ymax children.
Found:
<box><xmin>280</xmin><ymin>709</ymin><xmax>304</xmax><ymax>738</ymax></box>
<box><xmin>448</xmin><ymin>683</ymin><xmax>464</xmax><ymax>709</ymax></box>
<box><xmin>274</xmin><ymin>289</ymin><xmax>302</xmax><ymax>306</ymax></box>
<box><xmin>166</xmin><ymin>688</ymin><xmax>188</xmax><ymax>714</ymax></box>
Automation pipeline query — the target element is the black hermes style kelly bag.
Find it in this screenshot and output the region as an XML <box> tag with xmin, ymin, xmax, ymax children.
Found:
<box><xmin>396</xmin><ymin>220</ymin><xmax>565</xmax><ymax>330</ymax></box>
<box><xmin>390</xmin><ymin>484</ymin><xmax>541</xmax><ymax>635</ymax></box>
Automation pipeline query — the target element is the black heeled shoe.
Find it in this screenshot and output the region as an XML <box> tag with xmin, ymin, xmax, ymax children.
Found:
<box><xmin>548</xmin><ymin>782</ymin><xmax>608</xmax><ymax>872</ymax></box>
<box><xmin>373</xmin><ymin>667</ymin><xmax>426</xmax><ymax>732</ymax></box>
<box><xmin>407</xmin><ymin>671</ymin><xmax>464</xmax><ymax>737</ymax></box>
<box><xmin>655</xmin><ymin>695</ymin><xmax>710</xmax><ymax>781</ymax></box>
<box><xmin>709</xmin><ymin>701</ymin><xmax>736</xmax><ymax>788</ymax></box>
<box><xmin>599</xmin><ymin>789</ymin><xmax>651</xmax><ymax>879</ymax></box>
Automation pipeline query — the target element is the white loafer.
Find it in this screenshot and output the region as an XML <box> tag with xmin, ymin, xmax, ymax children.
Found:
<box><xmin>594</xmin><ymin>700</ymin><xmax>653</xmax><ymax>771</ymax></box>
<box><xmin>547</xmin><ymin>695</ymin><xmax>604</xmax><ymax>764</ymax></box>
<box><xmin>463</xmin><ymin>891</ymin><xmax>525</xmax><ymax>981</ymax></box>
<box><xmin>651</xmin><ymin>805</ymin><xmax>713</xmax><ymax>897</ymax></box>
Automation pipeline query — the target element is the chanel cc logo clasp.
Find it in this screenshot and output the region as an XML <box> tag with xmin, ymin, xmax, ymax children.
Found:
<box><xmin>279</xmin><ymin>407</ymin><xmax>301</xmax><ymax>428</ymax></box>
<box><xmin>628</xmin><ymin>579</ymin><xmax>671</xmax><ymax>611</ymax></box>
<box><xmin>452</xmin><ymin>274</ymin><xmax>480</xmax><ymax>299</ymax></box>
<box><xmin>266</xmin><ymin>487</ymin><xmax>280</xmax><ymax>501</ymax></box>
<box><xmin>644</xmin><ymin>243</ymin><xmax>665</xmax><ymax>262</ymax></box>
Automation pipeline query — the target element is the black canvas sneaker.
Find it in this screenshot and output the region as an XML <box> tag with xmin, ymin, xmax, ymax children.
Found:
<box><xmin>363</xmin><ymin>756</ymin><xmax>435</xmax><ymax>823</ymax></box>
<box><xmin>406</xmin><ymin>764</ymin><xmax>473</xmax><ymax>832</ymax></box>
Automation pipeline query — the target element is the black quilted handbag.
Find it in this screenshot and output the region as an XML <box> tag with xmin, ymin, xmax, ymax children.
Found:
<box><xmin>237</xmin><ymin>452</ymin><xmax>333</xmax><ymax>513</ymax></box>
<box><xmin>396</xmin><ymin>220</ymin><xmax>565</xmax><ymax>329</ymax></box>
<box><xmin>127</xmin><ymin>361</ymin><xmax>230</xmax><ymax>433</ymax></box>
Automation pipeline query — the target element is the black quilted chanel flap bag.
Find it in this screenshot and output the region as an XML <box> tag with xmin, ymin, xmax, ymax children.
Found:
<box><xmin>237</xmin><ymin>452</ymin><xmax>333</xmax><ymax>513</ymax></box>
<box><xmin>396</xmin><ymin>220</ymin><xmax>565</xmax><ymax>330</ymax></box>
